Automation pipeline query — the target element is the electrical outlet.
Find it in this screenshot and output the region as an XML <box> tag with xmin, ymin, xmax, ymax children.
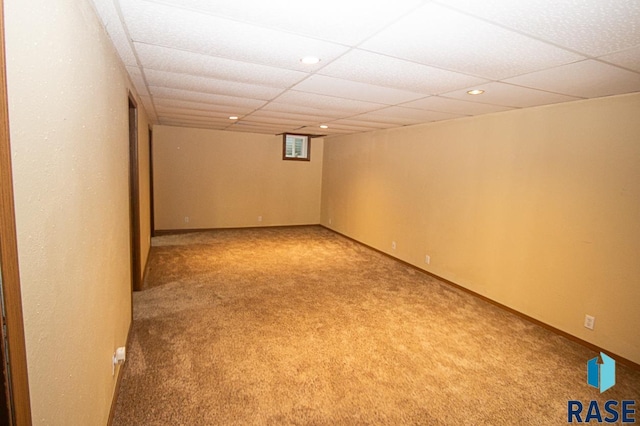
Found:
<box><xmin>257</xmin><ymin>216</ymin><xmax>263</xmax><ymax>222</ymax></box>
<box><xmin>329</xmin><ymin>218</ymin><xmax>332</xmax><ymax>225</ymax></box>
<box><xmin>584</xmin><ymin>315</ymin><xmax>595</xmax><ymax>330</ymax></box>
<box><xmin>112</xmin><ymin>346</ymin><xmax>126</xmax><ymax>376</ymax></box>
<box><xmin>391</xmin><ymin>241</ymin><xmax>397</xmax><ymax>250</ymax></box>
<box><xmin>184</xmin><ymin>216</ymin><xmax>189</xmax><ymax>223</ymax></box>
<box><xmin>425</xmin><ymin>255</ymin><xmax>431</xmax><ymax>265</ymax></box>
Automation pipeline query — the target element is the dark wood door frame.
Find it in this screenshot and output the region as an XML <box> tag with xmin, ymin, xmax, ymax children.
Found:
<box><xmin>128</xmin><ymin>95</ymin><xmax>141</xmax><ymax>292</ymax></box>
<box><xmin>148</xmin><ymin>126</ymin><xmax>154</xmax><ymax>238</ymax></box>
<box><xmin>0</xmin><ymin>1</ymin><xmax>33</xmax><ymax>423</ymax></box>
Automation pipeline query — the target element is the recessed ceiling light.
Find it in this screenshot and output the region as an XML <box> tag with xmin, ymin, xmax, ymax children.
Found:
<box><xmin>300</xmin><ymin>56</ymin><xmax>320</xmax><ymax>65</ymax></box>
<box><xmin>467</xmin><ymin>89</ymin><xmax>485</xmax><ymax>95</ymax></box>
<box><xmin>320</xmin><ymin>125</ymin><xmax>329</xmax><ymax>129</ymax></box>
<box><xmin>229</xmin><ymin>116</ymin><xmax>239</xmax><ymax>120</ymax></box>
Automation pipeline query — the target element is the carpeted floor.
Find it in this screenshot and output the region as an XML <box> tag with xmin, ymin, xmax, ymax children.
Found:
<box><xmin>113</xmin><ymin>226</ymin><xmax>639</xmax><ymax>425</ymax></box>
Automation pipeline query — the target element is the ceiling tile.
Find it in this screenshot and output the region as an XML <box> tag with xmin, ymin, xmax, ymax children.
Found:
<box><xmin>89</xmin><ymin>0</ymin><xmax>138</xmax><ymax>66</ymax></box>
<box><xmin>233</xmin><ymin>128</ymin><xmax>295</xmax><ymax>135</ymax></box>
<box><xmin>145</xmin><ymin>69</ymin><xmax>283</xmax><ymax>100</ymax></box>
<box><xmin>228</xmin><ymin>121</ymin><xmax>294</xmax><ymax>133</ymax></box>
<box><xmin>364</xmin><ymin>106</ymin><xmax>464</xmax><ymax>125</ymax></box>
<box><xmin>292</xmin><ymin>75</ymin><xmax>427</xmax><ymax>105</ymax></box>
<box><xmin>503</xmin><ymin>60</ymin><xmax>640</xmax><ymax>98</ymax></box>
<box><xmin>348</xmin><ymin>114</ymin><xmax>418</xmax><ymax>126</ymax></box>
<box><xmin>226</xmin><ymin>127</ymin><xmax>284</xmax><ymax>135</ymax></box>
<box><xmin>260</xmin><ymin>102</ymin><xmax>345</xmax><ymax>118</ymax></box>
<box><xmin>139</xmin><ymin>95</ymin><xmax>158</xmax><ymax>121</ymax></box>
<box><xmin>91</xmin><ymin>0</ymin><xmax>640</xmax><ymax>134</ymax></box>
<box><xmin>346</xmin><ymin>113</ymin><xmax>417</xmax><ymax>126</ymax></box>
<box><xmin>439</xmin><ymin>0</ymin><xmax>640</xmax><ymax>57</ymax></box>
<box><xmin>239</xmin><ymin>115</ymin><xmax>313</xmax><ymax>127</ymax></box>
<box><xmin>150</xmin><ymin>87</ymin><xmax>268</xmax><ymax>109</ymax></box>
<box><xmin>233</xmin><ymin>120</ymin><xmax>293</xmax><ymax>129</ymax></box>
<box><xmin>294</xmin><ymin>126</ymin><xmax>341</xmax><ymax>136</ymax></box>
<box><xmin>153</xmin><ymin>98</ymin><xmax>257</xmax><ymax>115</ymax></box>
<box><xmin>135</xmin><ymin>43</ymin><xmax>308</xmax><ymax>88</ymax></box>
<box><xmin>360</xmin><ymin>2</ymin><xmax>584</xmax><ymax>79</ymax></box>
<box><xmin>442</xmin><ymin>82</ymin><xmax>581</xmax><ymax>108</ymax></box>
<box><xmin>248</xmin><ymin>110</ymin><xmax>337</xmax><ymax>124</ymax></box>
<box><xmin>275</xmin><ymin>91</ymin><xmax>386</xmax><ymax>114</ymax></box>
<box><xmin>158</xmin><ymin>115</ymin><xmax>231</xmax><ymax>125</ymax></box>
<box><xmin>160</xmin><ymin>120</ymin><xmax>227</xmax><ymax>129</ymax></box>
<box><xmin>155</xmin><ymin>106</ymin><xmax>240</xmax><ymax>120</ymax></box>
<box><xmin>119</xmin><ymin>0</ymin><xmax>350</xmax><ymax>71</ymax></box>
<box><xmin>153</xmin><ymin>0</ymin><xmax>424</xmax><ymax>45</ymax></box>
<box><xmin>125</xmin><ymin>66</ymin><xmax>149</xmax><ymax>97</ymax></box>
<box><xmin>319</xmin><ymin>49</ymin><xmax>488</xmax><ymax>95</ymax></box>
<box><xmin>314</xmin><ymin>123</ymin><xmax>379</xmax><ymax>133</ymax></box>
<box><xmin>401</xmin><ymin>96</ymin><xmax>513</xmax><ymax>115</ymax></box>
<box><xmin>327</xmin><ymin>119</ymin><xmax>399</xmax><ymax>129</ymax></box>
<box><xmin>599</xmin><ymin>45</ymin><xmax>640</xmax><ymax>73</ymax></box>
<box><xmin>159</xmin><ymin>117</ymin><xmax>234</xmax><ymax>129</ymax></box>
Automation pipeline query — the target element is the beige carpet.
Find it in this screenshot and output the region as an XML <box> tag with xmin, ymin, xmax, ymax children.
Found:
<box><xmin>113</xmin><ymin>226</ymin><xmax>639</xmax><ymax>425</ymax></box>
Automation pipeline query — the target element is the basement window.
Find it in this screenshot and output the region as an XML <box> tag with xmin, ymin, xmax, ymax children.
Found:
<box><xmin>283</xmin><ymin>133</ymin><xmax>310</xmax><ymax>161</ymax></box>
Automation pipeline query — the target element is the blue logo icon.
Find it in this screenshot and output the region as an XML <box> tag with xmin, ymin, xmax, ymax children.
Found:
<box><xmin>587</xmin><ymin>352</ymin><xmax>615</xmax><ymax>393</ymax></box>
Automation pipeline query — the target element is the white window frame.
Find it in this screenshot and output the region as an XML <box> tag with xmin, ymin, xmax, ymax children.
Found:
<box><xmin>282</xmin><ymin>133</ymin><xmax>310</xmax><ymax>161</ymax></box>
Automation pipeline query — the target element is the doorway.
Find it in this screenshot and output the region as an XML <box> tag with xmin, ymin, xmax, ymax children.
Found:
<box><xmin>149</xmin><ymin>126</ymin><xmax>154</xmax><ymax>238</ymax></box>
<box><xmin>128</xmin><ymin>95</ymin><xmax>141</xmax><ymax>292</ymax></box>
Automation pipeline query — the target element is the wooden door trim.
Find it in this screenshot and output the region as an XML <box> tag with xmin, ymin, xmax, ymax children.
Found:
<box><xmin>0</xmin><ymin>1</ymin><xmax>33</xmax><ymax>423</ymax></box>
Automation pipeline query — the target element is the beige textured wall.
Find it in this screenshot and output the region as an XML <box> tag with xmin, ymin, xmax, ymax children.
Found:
<box><xmin>5</xmin><ymin>0</ymin><xmax>150</xmax><ymax>423</ymax></box>
<box><xmin>321</xmin><ymin>93</ymin><xmax>640</xmax><ymax>364</ymax></box>
<box><xmin>154</xmin><ymin>125</ymin><xmax>323</xmax><ymax>230</ymax></box>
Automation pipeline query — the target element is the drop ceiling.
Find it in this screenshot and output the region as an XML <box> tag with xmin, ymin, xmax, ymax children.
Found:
<box><xmin>90</xmin><ymin>0</ymin><xmax>640</xmax><ymax>136</ymax></box>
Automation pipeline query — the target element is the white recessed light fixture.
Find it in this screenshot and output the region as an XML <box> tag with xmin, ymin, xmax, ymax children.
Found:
<box><xmin>320</xmin><ymin>124</ymin><xmax>329</xmax><ymax>129</ymax></box>
<box><xmin>229</xmin><ymin>116</ymin><xmax>239</xmax><ymax>120</ymax></box>
<box><xmin>300</xmin><ymin>56</ymin><xmax>320</xmax><ymax>65</ymax></box>
<box><xmin>467</xmin><ymin>89</ymin><xmax>485</xmax><ymax>95</ymax></box>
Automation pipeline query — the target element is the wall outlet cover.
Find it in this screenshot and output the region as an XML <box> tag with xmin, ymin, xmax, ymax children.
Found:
<box><xmin>584</xmin><ymin>315</ymin><xmax>595</xmax><ymax>330</ymax></box>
